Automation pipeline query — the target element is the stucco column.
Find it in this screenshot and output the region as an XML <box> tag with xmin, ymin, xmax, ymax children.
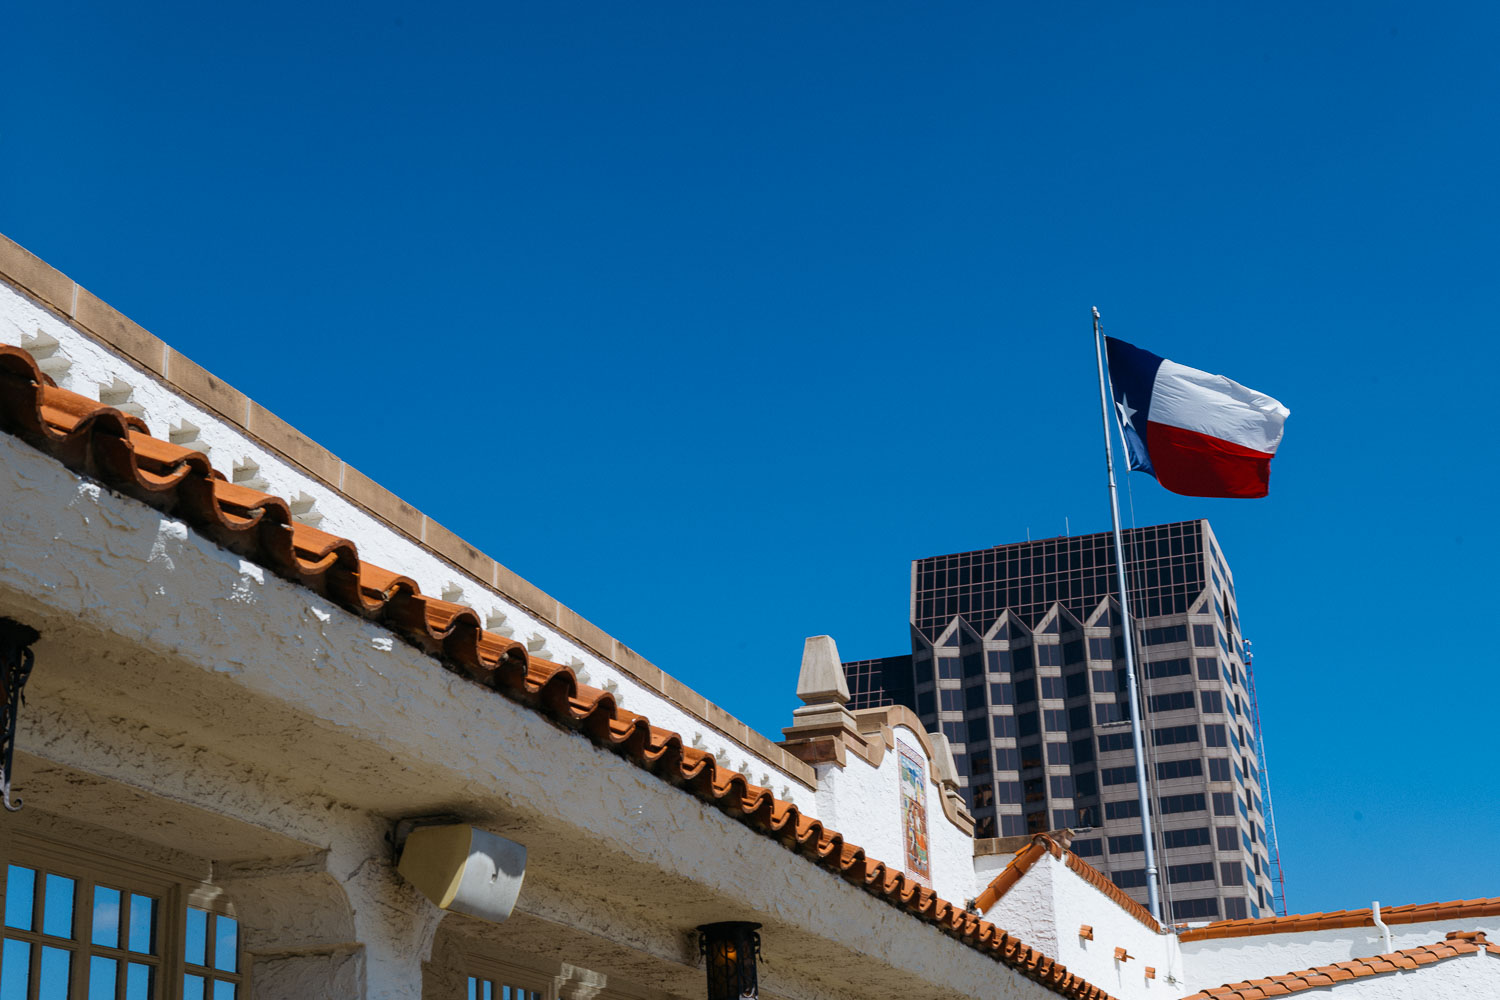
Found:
<box><xmin>328</xmin><ymin>820</ymin><xmax>448</xmax><ymax>1000</ymax></box>
<box><xmin>229</xmin><ymin>816</ymin><xmax>448</xmax><ymax>999</ymax></box>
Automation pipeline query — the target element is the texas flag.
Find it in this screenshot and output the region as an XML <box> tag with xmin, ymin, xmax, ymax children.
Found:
<box><xmin>1105</xmin><ymin>337</ymin><xmax>1290</xmax><ymax>498</ymax></box>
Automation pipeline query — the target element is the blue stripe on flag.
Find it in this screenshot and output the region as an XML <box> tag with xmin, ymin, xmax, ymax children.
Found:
<box><xmin>1104</xmin><ymin>336</ymin><xmax>1163</xmax><ymax>476</ymax></box>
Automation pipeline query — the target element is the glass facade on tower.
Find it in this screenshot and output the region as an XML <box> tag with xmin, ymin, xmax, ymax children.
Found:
<box><xmin>845</xmin><ymin>519</ymin><xmax>1280</xmax><ymax>921</ymax></box>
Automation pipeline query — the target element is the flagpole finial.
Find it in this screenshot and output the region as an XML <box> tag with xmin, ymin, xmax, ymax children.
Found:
<box><xmin>1092</xmin><ymin>306</ymin><xmax>1100</xmax><ymax>319</ymax></box>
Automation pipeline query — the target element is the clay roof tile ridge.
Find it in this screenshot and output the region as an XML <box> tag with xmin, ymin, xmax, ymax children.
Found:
<box><xmin>1177</xmin><ymin>936</ymin><xmax>1489</xmax><ymax>1000</ymax></box>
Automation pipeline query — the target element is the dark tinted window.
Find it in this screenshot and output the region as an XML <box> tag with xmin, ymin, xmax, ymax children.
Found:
<box><xmin>1162</xmin><ymin>827</ymin><xmax>1211</xmax><ymax>849</ymax></box>
<box><xmin>1160</xmin><ymin>793</ymin><xmax>1206</xmax><ymax>814</ymax></box>
<box><xmin>1095</xmin><ymin>703</ymin><xmax>1127</xmax><ymax>724</ymax></box>
<box><xmin>1168</xmin><ymin>863</ymin><xmax>1216</xmax><ymax>884</ymax></box>
<box><xmin>1149</xmin><ymin>691</ymin><xmax>1195</xmax><ymax>712</ymax></box>
<box><xmin>1152</xmin><ymin>725</ymin><xmax>1198</xmax><ymax>746</ymax></box>
<box><xmin>1146</xmin><ymin>658</ymin><xmax>1191</xmax><ymax>679</ymax></box>
<box><xmin>1072</xmin><ymin>838</ymin><xmax>1103</xmax><ymax>857</ymax></box>
<box><xmin>1142</xmin><ymin>624</ymin><xmax>1188</xmax><ymax>646</ymax></box>
<box><xmin>1171</xmin><ymin>897</ymin><xmax>1219</xmax><ymax>920</ymax></box>
<box><xmin>1157</xmin><ymin>758</ymin><xmax>1203</xmax><ymax>780</ymax></box>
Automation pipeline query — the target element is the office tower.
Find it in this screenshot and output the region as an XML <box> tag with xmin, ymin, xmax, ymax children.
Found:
<box><xmin>846</xmin><ymin>519</ymin><xmax>1283</xmax><ymax>920</ymax></box>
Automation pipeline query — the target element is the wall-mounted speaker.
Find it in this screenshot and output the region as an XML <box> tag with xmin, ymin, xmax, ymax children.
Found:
<box><xmin>396</xmin><ymin>823</ymin><xmax>526</xmax><ymax>924</ymax></box>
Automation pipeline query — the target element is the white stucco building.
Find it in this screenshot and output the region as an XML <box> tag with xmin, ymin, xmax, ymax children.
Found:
<box><xmin>0</xmin><ymin>232</ymin><xmax>1495</xmax><ymax>1000</ymax></box>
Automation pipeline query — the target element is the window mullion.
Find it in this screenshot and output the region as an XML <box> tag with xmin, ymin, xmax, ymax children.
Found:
<box><xmin>113</xmin><ymin>885</ymin><xmax>126</xmax><ymax>1000</ymax></box>
<box><xmin>27</xmin><ymin>918</ymin><xmax>40</xmax><ymax>1000</ymax></box>
<box><xmin>73</xmin><ymin>877</ymin><xmax>92</xmax><ymax>1000</ymax></box>
<box><xmin>161</xmin><ymin>884</ymin><xmax>185</xmax><ymax>1000</ymax></box>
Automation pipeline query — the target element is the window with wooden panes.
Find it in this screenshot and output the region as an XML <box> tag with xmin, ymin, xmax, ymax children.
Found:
<box><xmin>466</xmin><ymin>955</ymin><xmax>551</xmax><ymax>1000</ymax></box>
<box><xmin>0</xmin><ymin>837</ymin><xmax>244</xmax><ymax>999</ymax></box>
<box><xmin>467</xmin><ymin>979</ymin><xmax>544</xmax><ymax>1000</ymax></box>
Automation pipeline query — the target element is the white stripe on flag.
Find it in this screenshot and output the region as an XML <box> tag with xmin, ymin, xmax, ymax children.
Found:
<box><xmin>1150</xmin><ymin>360</ymin><xmax>1291</xmax><ymax>454</ymax></box>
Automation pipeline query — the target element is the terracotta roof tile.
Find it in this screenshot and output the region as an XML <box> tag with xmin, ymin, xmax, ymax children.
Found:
<box><xmin>0</xmin><ymin>345</ymin><xmax>1117</xmax><ymax>1000</ymax></box>
<box><xmin>1177</xmin><ymin>896</ymin><xmax>1500</xmax><ymax>942</ymax></box>
<box><xmin>1179</xmin><ymin>936</ymin><xmax>1494</xmax><ymax>999</ymax></box>
<box><xmin>974</xmin><ymin>834</ymin><xmax>1162</xmax><ymax>934</ymax></box>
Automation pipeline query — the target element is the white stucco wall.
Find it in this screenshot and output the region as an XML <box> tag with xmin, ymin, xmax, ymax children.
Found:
<box><xmin>1178</xmin><ymin>916</ymin><xmax>1500</xmax><ymax>995</ymax></box>
<box><xmin>982</xmin><ymin>854</ymin><xmax>1178</xmax><ymax>1000</ymax></box>
<box><xmin>983</xmin><ymin>853</ymin><xmax>1060</xmax><ymax>956</ymax></box>
<box><xmin>809</xmin><ymin>723</ymin><xmax>974</xmax><ymax>904</ymax></box>
<box><xmin>0</xmin><ymin>278</ymin><xmax>815</xmax><ymax>814</ymax></box>
<box><xmin>972</xmin><ymin>850</ymin><xmax>1012</xmax><ymax>901</ymax></box>
<box><xmin>886</xmin><ymin>726</ymin><xmax>978</xmax><ymax>906</ymax></box>
<box><xmin>0</xmin><ymin>429</ymin><xmax>1071</xmax><ymax>1000</ymax></box>
<box><xmin>1192</xmin><ymin>949</ymin><xmax>1500</xmax><ymax>998</ymax></box>
<box><xmin>1296</xmin><ymin>951</ymin><xmax>1499</xmax><ymax>997</ymax></box>
<box><xmin>1044</xmin><ymin>856</ymin><xmax>1177</xmax><ymax>999</ymax></box>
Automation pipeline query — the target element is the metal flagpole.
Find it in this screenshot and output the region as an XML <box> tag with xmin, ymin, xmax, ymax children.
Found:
<box><xmin>1091</xmin><ymin>306</ymin><xmax>1163</xmax><ymax>923</ymax></box>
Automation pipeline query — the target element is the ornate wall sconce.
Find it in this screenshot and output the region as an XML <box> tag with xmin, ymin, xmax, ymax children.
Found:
<box><xmin>0</xmin><ymin>617</ymin><xmax>40</xmax><ymax>811</ymax></box>
<box><xmin>697</xmin><ymin>921</ymin><xmax>762</xmax><ymax>1000</ymax></box>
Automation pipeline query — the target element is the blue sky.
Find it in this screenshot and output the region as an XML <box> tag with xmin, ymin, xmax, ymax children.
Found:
<box><xmin>4</xmin><ymin>2</ymin><xmax>1496</xmax><ymax>913</ymax></box>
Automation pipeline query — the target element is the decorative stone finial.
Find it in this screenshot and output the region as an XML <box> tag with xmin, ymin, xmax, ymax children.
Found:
<box><xmin>795</xmin><ymin>635</ymin><xmax>850</xmax><ymax>706</ymax></box>
<box><xmin>780</xmin><ymin>635</ymin><xmax>864</xmax><ymax>762</ymax></box>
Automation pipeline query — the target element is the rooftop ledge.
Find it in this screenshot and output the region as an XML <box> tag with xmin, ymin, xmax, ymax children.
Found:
<box><xmin>0</xmin><ymin>230</ymin><xmax>816</xmax><ymax>790</ymax></box>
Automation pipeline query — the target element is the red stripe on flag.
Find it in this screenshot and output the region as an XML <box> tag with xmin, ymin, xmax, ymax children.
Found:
<box><xmin>1145</xmin><ymin>422</ymin><xmax>1275</xmax><ymax>498</ymax></box>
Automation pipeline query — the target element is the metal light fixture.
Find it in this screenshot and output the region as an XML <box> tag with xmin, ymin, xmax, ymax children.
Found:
<box><xmin>0</xmin><ymin>617</ymin><xmax>41</xmax><ymax>812</ymax></box>
<box><xmin>697</xmin><ymin>921</ymin><xmax>762</xmax><ymax>1000</ymax></box>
